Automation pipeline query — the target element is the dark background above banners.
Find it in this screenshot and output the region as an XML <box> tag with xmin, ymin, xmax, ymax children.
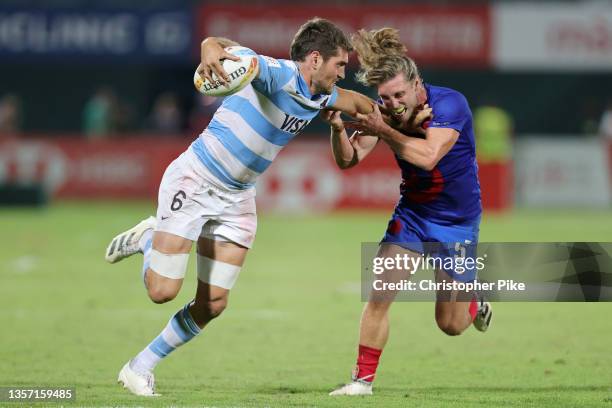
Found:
<box><xmin>0</xmin><ymin>8</ymin><xmax>193</xmax><ymax>62</ymax></box>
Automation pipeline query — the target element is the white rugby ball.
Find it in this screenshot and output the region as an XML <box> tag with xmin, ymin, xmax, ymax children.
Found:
<box><xmin>193</xmin><ymin>46</ymin><xmax>259</xmax><ymax>97</ymax></box>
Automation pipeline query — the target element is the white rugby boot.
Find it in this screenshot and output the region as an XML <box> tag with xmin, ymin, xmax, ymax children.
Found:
<box><xmin>329</xmin><ymin>378</ymin><xmax>373</xmax><ymax>396</ymax></box>
<box><xmin>117</xmin><ymin>361</ymin><xmax>160</xmax><ymax>397</ymax></box>
<box><xmin>105</xmin><ymin>216</ymin><xmax>155</xmax><ymax>264</ymax></box>
<box><xmin>473</xmin><ymin>297</ymin><xmax>493</xmax><ymax>332</ymax></box>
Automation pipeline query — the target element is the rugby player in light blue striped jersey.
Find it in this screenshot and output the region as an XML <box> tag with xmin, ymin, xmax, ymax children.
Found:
<box><xmin>104</xmin><ymin>18</ymin><xmax>413</xmax><ymax>397</ymax></box>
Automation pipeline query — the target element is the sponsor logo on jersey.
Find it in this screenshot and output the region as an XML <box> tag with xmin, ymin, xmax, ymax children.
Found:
<box><xmin>280</xmin><ymin>114</ymin><xmax>310</xmax><ymax>134</ymax></box>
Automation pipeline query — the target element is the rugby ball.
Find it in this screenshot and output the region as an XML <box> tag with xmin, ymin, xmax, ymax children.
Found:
<box><xmin>193</xmin><ymin>46</ymin><xmax>259</xmax><ymax>97</ymax></box>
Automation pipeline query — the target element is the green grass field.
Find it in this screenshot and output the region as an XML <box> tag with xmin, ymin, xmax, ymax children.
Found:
<box><xmin>1</xmin><ymin>201</ymin><xmax>612</xmax><ymax>407</ymax></box>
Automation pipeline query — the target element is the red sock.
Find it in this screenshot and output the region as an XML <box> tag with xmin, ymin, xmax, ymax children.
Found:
<box><xmin>469</xmin><ymin>297</ymin><xmax>478</xmax><ymax>322</ymax></box>
<box><xmin>354</xmin><ymin>344</ymin><xmax>382</xmax><ymax>383</ymax></box>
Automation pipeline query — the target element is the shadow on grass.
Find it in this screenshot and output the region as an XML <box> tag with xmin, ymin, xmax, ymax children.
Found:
<box><xmin>256</xmin><ymin>384</ymin><xmax>610</xmax><ymax>396</ymax></box>
<box><xmin>257</xmin><ymin>386</ymin><xmax>314</xmax><ymax>395</ymax></box>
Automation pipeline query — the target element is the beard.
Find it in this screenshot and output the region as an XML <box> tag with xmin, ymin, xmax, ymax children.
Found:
<box><xmin>314</xmin><ymin>77</ymin><xmax>336</xmax><ymax>95</ymax></box>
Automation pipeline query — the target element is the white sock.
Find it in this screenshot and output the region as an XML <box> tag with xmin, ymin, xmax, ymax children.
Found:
<box><xmin>138</xmin><ymin>229</ymin><xmax>153</xmax><ymax>253</ymax></box>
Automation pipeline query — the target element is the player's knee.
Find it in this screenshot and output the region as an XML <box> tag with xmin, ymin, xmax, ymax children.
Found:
<box><xmin>436</xmin><ymin>317</ymin><xmax>465</xmax><ymax>336</ymax></box>
<box><xmin>148</xmin><ymin>285</ymin><xmax>179</xmax><ymax>304</ymax></box>
<box><xmin>193</xmin><ymin>296</ymin><xmax>228</xmax><ymax>324</ymax></box>
<box><xmin>206</xmin><ymin>297</ymin><xmax>228</xmax><ymax>319</ymax></box>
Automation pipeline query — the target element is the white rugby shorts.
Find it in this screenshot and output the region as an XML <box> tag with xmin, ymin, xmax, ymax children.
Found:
<box><xmin>155</xmin><ymin>149</ymin><xmax>257</xmax><ymax>248</ymax></box>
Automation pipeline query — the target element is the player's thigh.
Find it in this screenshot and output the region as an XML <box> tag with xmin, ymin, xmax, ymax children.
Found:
<box><xmin>434</xmin><ymin>268</ymin><xmax>471</xmax><ymax>321</ymax></box>
<box><xmin>432</xmin><ymin>239</ymin><xmax>478</xmax><ymax>318</ymax></box>
<box><xmin>197</xmin><ymin>236</ymin><xmax>249</xmax><ymax>266</ymax></box>
<box><xmin>146</xmin><ymin>231</ymin><xmax>193</xmax><ymax>292</ymax></box>
<box><xmin>156</xmin><ymin>149</ymin><xmax>210</xmax><ymax>244</ymax></box>
<box><xmin>201</xmin><ymin>192</ymin><xmax>257</xmax><ymax>253</ymax></box>
<box><xmin>369</xmin><ymin>243</ymin><xmax>420</xmax><ymax>304</ymax></box>
<box><xmin>153</xmin><ymin>230</ymin><xmax>193</xmax><ymax>253</ymax></box>
<box><xmin>149</xmin><ymin>151</ymin><xmax>207</xmax><ymax>287</ymax></box>
<box><xmin>194</xmin><ymin>191</ymin><xmax>255</xmax><ymax>305</ymax></box>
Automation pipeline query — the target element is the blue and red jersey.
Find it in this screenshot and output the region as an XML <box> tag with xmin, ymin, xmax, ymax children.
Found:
<box><xmin>394</xmin><ymin>83</ymin><xmax>482</xmax><ymax>225</ymax></box>
<box><xmin>381</xmin><ymin>84</ymin><xmax>482</xmax><ymax>282</ymax></box>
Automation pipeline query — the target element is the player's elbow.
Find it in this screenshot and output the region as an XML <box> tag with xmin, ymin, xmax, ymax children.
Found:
<box><xmin>336</xmin><ymin>159</ymin><xmax>355</xmax><ymax>170</ymax></box>
<box><xmin>419</xmin><ymin>148</ymin><xmax>441</xmax><ymax>171</ymax></box>
<box><xmin>420</xmin><ymin>157</ymin><xmax>438</xmax><ymax>171</ymax></box>
<box><xmin>397</xmin><ymin>148</ymin><xmax>437</xmax><ymax>171</ymax></box>
<box><xmin>333</xmin><ymin>152</ymin><xmax>358</xmax><ymax>169</ymax></box>
<box><xmin>201</xmin><ymin>37</ymin><xmax>215</xmax><ymax>46</ymax></box>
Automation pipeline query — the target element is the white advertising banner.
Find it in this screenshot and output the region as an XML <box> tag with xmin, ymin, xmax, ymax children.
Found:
<box><xmin>493</xmin><ymin>3</ymin><xmax>612</xmax><ymax>70</ymax></box>
<box><xmin>515</xmin><ymin>137</ymin><xmax>611</xmax><ymax>207</ymax></box>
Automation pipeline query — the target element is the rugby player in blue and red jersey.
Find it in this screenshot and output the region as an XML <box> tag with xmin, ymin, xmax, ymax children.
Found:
<box><xmin>327</xmin><ymin>28</ymin><xmax>493</xmax><ymax>396</ymax></box>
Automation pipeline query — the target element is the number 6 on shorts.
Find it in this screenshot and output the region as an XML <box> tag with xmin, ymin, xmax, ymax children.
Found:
<box><xmin>171</xmin><ymin>190</ymin><xmax>186</xmax><ymax>211</ymax></box>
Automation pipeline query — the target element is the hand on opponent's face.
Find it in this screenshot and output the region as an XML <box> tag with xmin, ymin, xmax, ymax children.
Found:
<box><xmin>350</xmin><ymin>104</ymin><xmax>388</xmax><ymax>135</ymax></box>
<box><xmin>348</xmin><ymin>103</ymin><xmax>432</xmax><ymax>137</ymax></box>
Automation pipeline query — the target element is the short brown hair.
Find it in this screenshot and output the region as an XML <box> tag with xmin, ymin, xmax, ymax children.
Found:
<box><xmin>290</xmin><ymin>18</ymin><xmax>353</xmax><ymax>61</ymax></box>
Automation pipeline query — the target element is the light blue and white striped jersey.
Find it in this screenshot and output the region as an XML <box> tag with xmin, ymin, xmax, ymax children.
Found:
<box><xmin>190</xmin><ymin>47</ymin><xmax>338</xmax><ymax>190</ymax></box>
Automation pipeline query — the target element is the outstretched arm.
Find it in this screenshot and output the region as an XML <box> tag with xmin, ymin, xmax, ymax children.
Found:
<box><xmin>329</xmin><ymin>87</ymin><xmax>376</xmax><ymax>118</ymax></box>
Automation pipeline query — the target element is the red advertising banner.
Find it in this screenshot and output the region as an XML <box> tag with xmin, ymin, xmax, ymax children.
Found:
<box><xmin>196</xmin><ymin>4</ymin><xmax>491</xmax><ymax>67</ymax></box>
<box><xmin>0</xmin><ymin>137</ymin><xmax>188</xmax><ymax>199</ymax></box>
<box><xmin>256</xmin><ymin>141</ymin><xmax>400</xmax><ymax>212</ymax></box>
<box><xmin>257</xmin><ymin>140</ymin><xmax>511</xmax><ymax>212</ymax></box>
<box><xmin>0</xmin><ymin>137</ymin><xmax>509</xmax><ymax>212</ymax></box>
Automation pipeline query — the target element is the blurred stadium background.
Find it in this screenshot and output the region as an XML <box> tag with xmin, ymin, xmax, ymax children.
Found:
<box><xmin>1</xmin><ymin>0</ymin><xmax>611</xmax><ymax>406</ymax></box>
<box><xmin>0</xmin><ymin>0</ymin><xmax>611</xmax><ymax>211</ymax></box>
